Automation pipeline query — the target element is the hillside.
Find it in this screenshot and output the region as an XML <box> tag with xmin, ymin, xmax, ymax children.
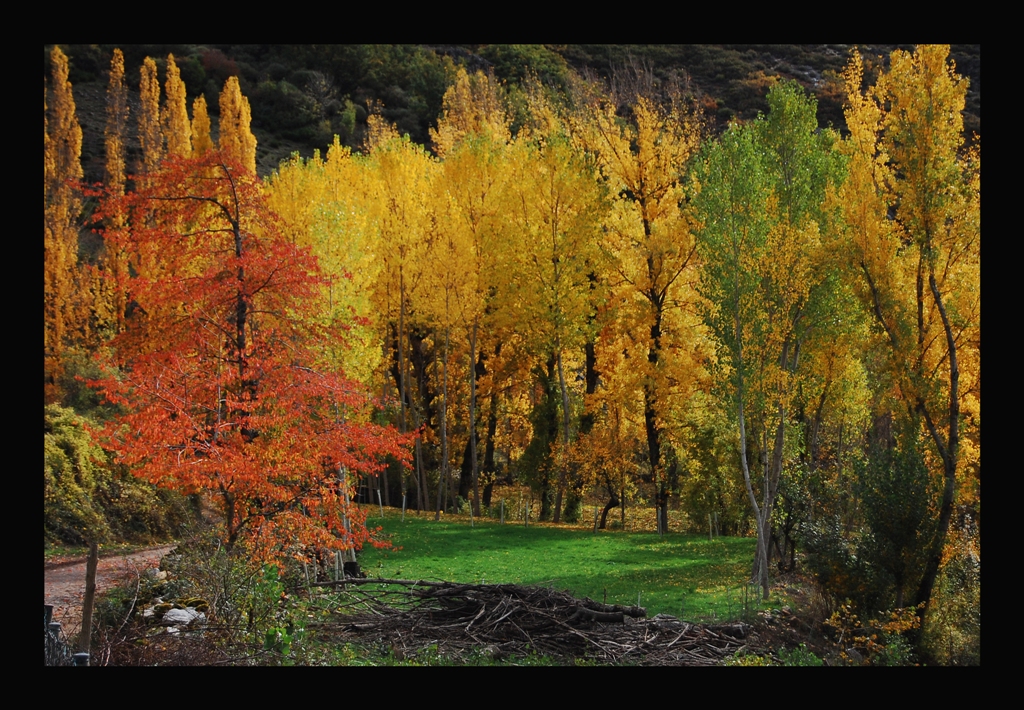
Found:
<box><xmin>50</xmin><ymin>44</ymin><xmax>980</xmax><ymax>182</ymax></box>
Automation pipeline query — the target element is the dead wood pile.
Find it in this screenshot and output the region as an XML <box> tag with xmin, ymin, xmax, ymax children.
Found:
<box><xmin>308</xmin><ymin>578</ymin><xmax>759</xmax><ymax>665</ymax></box>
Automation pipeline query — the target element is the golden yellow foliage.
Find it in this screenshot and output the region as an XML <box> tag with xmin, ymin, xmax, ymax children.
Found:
<box><xmin>264</xmin><ymin>138</ymin><xmax>382</xmax><ymax>384</ymax></box>
<box><xmin>102</xmin><ymin>48</ymin><xmax>130</xmax><ymax>335</ymax></box>
<box><xmin>840</xmin><ymin>45</ymin><xmax>980</xmax><ymax>613</ymax></box>
<box><xmin>577</xmin><ymin>94</ymin><xmax>703</xmax><ymax>502</ymax></box>
<box><xmin>191</xmin><ymin>95</ymin><xmax>214</xmax><ymax>157</ymax></box>
<box><xmin>218</xmin><ymin>76</ymin><xmax>256</xmax><ymax>174</ymax></box>
<box><xmin>430</xmin><ymin>68</ymin><xmax>509</xmax><ymax>159</ymax></box>
<box><xmin>163</xmin><ymin>54</ymin><xmax>192</xmax><ymax>159</ymax></box>
<box><xmin>104</xmin><ymin>48</ymin><xmax>128</xmax><ymax>196</ymax></box>
<box><xmin>44</xmin><ymin>46</ymin><xmax>83</xmax><ymax>399</ymax></box>
<box><xmin>138</xmin><ymin>57</ymin><xmax>163</xmax><ymax>174</ymax></box>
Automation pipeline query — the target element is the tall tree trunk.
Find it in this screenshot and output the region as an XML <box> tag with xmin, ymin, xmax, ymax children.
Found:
<box><xmin>458</xmin><ymin>437</ymin><xmax>473</xmax><ymax>502</ymax></box>
<box><xmin>734</xmin><ymin>301</ymin><xmax>769</xmax><ymax>599</ymax></box>
<box><xmin>599</xmin><ymin>479</ymin><xmax>620</xmax><ymax>530</ymax></box>
<box><xmin>913</xmin><ymin>264</ymin><xmax>961</xmax><ymax>616</ymax></box>
<box><xmin>398</xmin><ymin>269</ymin><xmax>409</xmax><ymax>506</ymax></box>
<box><xmin>482</xmin><ymin>376</ymin><xmax>500</xmax><ymax>508</ymax></box>
<box><xmin>537</xmin><ymin>354</ymin><xmax>558</xmax><ymax>521</ymax></box>
<box><xmin>410</xmin><ymin>326</ymin><xmax>438</xmax><ymax>509</ymax></box>
<box><xmin>435</xmin><ymin>326</ymin><xmax>450</xmax><ymax>521</ymax></box>
<box><xmin>553</xmin><ymin>346</ymin><xmax>571</xmax><ymax>523</ymax></box>
<box><xmin>644</xmin><ymin>300</ymin><xmax>665</xmax><ymax>533</ymax></box>
<box><xmin>469</xmin><ymin>319</ymin><xmax>480</xmax><ymax>516</ymax></box>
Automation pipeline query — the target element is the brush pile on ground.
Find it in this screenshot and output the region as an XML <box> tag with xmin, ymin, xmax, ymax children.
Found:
<box><xmin>309</xmin><ymin>578</ymin><xmax>759</xmax><ymax>665</ymax></box>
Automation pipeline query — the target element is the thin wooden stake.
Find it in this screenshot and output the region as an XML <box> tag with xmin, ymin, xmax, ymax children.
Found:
<box><xmin>78</xmin><ymin>541</ymin><xmax>99</xmax><ymax>657</ymax></box>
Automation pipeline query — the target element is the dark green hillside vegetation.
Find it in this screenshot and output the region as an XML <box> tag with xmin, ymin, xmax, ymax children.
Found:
<box><xmin>52</xmin><ymin>44</ymin><xmax>980</xmax><ymax>180</ymax></box>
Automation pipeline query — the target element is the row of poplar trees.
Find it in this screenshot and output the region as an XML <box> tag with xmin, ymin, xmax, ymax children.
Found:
<box><xmin>44</xmin><ymin>47</ymin><xmax>255</xmax><ymax>402</ymax></box>
<box><xmin>45</xmin><ymin>46</ymin><xmax>979</xmax><ymax>631</ymax></box>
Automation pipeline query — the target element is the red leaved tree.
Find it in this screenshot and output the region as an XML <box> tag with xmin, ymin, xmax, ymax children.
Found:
<box><xmin>94</xmin><ymin>152</ymin><xmax>411</xmax><ymax>563</ymax></box>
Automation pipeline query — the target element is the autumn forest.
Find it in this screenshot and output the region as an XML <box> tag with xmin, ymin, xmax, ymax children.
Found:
<box><xmin>44</xmin><ymin>45</ymin><xmax>979</xmax><ymax>665</ymax></box>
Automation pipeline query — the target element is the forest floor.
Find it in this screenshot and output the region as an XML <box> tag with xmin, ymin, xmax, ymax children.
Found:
<box><xmin>44</xmin><ymin>542</ymin><xmax>836</xmax><ymax>665</ymax></box>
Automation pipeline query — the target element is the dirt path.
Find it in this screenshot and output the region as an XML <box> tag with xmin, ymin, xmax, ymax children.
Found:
<box><xmin>44</xmin><ymin>545</ymin><xmax>177</xmax><ymax>637</ymax></box>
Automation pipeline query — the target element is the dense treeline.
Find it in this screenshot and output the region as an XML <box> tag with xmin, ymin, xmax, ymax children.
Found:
<box><xmin>44</xmin><ymin>44</ymin><xmax>978</xmax><ymax>663</ymax></box>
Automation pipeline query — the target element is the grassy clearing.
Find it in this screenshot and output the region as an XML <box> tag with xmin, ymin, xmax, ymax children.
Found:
<box><xmin>357</xmin><ymin>509</ymin><xmax>767</xmax><ymax>621</ymax></box>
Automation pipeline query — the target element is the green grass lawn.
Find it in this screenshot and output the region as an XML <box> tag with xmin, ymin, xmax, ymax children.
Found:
<box><xmin>356</xmin><ymin>510</ymin><xmax>764</xmax><ymax>621</ymax></box>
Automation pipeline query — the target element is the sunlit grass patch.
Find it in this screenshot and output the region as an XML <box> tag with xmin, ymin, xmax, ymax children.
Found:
<box><xmin>357</xmin><ymin>509</ymin><xmax>764</xmax><ymax>620</ymax></box>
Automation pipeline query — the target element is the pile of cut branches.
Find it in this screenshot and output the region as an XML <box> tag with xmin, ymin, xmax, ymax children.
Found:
<box><xmin>309</xmin><ymin>578</ymin><xmax>759</xmax><ymax>665</ymax></box>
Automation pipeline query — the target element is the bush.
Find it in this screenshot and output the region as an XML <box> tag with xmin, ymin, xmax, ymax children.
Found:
<box><xmin>45</xmin><ymin>404</ymin><xmax>190</xmax><ymax>546</ymax></box>
<box><xmin>95</xmin><ymin>528</ymin><xmax>318</xmax><ymax>665</ymax></box>
<box><xmin>801</xmin><ymin>418</ymin><xmax>941</xmax><ymax>614</ymax></box>
<box><xmin>44</xmin><ymin>404</ymin><xmax>109</xmax><ymax>544</ymax></box>
<box><xmin>856</xmin><ymin>424</ymin><xmax>940</xmax><ymax>608</ymax></box>
<box><xmin>200</xmin><ymin>48</ymin><xmax>238</xmax><ymax>85</ymax></box>
<box><xmin>921</xmin><ymin>514</ymin><xmax>980</xmax><ymax>665</ymax></box>
<box><xmin>824</xmin><ymin>602</ymin><xmax>920</xmax><ymax>666</ymax></box>
<box><xmin>176</xmin><ymin>55</ymin><xmax>206</xmax><ymax>96</ymax></box>
<box><xmin>159</xmin><ymin>531</ymin><xmax>279</xmax><ymax>631</ymax></box>
<box><xmin>778</xmin><ymin>643</ymin><xmax>824</xmax><ymax>666</ymax></box>
<box><xmin>724</xmin><ymin>650</ymin><xmax>772</xmax><ymax>666</ymax></box>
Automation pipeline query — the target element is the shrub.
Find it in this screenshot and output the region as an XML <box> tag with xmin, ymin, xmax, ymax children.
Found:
<box><xmin>45</xmin><ymin>403</ymin><xmax>189</xmax><ymax>546</ymax></box>
<box><xmin>44</xmin><ymin>404</ymin><xmax>109</xmax><ymax>544</ymax></box>
<box><xmin>921</xmin><ymin>514</ymin><xmax>980</xmax><ymax>665</ymax></box>
<box><xmin>824</xmin><ymin>601</ymin><xmax>920</xmax><ymax>666</ymax></box>
<box><xmin>724</xmin><ymin>651</ymin><xmax>772</xmax><ymax>666</ymax></box>
<box><xmin>801</xmin><ymin>418</ymin><xmax>941</xmax><ymax>614</ymax></box>
<box><xmin>778</xmin><ymin>643</ymin><xmax>824</xmax><ymax>666</ymax></box>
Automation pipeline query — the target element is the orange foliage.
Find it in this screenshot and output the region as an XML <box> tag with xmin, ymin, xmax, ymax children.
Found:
<box><xmin>93</xmin><ymin>152</ymin><xmax>412</xmax><ymax>563</ymax></box>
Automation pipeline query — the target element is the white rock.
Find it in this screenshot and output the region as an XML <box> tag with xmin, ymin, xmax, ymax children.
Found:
<box><xmin>162</xmin><ymin>607</ymin><xmax>206</xmax><ymax>626</ymax></box>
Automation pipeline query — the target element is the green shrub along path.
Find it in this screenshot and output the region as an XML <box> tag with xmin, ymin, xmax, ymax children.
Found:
<box><xmin>356</xmin><ymin>511</ymin><xmax>761</xmax><ymax>621</ymax></box>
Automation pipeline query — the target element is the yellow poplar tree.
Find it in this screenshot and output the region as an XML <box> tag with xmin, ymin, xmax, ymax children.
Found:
<box><xmin>44</xmin><ymin>46</ymin><xmax>83</xmax><ymax>401</ymax></box>
<box><xmin>429</xmin><ymin>67</ymin><xmax>509</xmax><ymax>159</ymax></box>
<box><xmin>265</xmin><ymin>137</ymin><xmax>381</xmax><ymax>385</ymax></box>
<box><xmin>104</xmin><ymin>49</ymin><xmax>128</xmax><ymax>197</ymax></box>
<box><xmin>501</xmin><ymin>126</ymin><xmax>606</xmax><ymax>522</ymax></box>
<box><xmin>365</xmin><ymin>118</ymin><xmax>436</xmax><ymax>509</ymax></box>
<box><xmin>429</xmin><ymin>71</ymin><xmax>511</xmax><ymax>516</ymax></box>
<box><xmin>163</xmin><ymin>54</ymin><xmax>192</xmax><ymax>159</ymax></box>
<box><xmin>840</xmin><ymin>46</ymin><xmax>980</xmax><ymax>616</ymax></box>
<box><xmin>576</xmin><ymin>94</ymin><xmax>703</xmax><ymax>533</ymax></box>
<box><xmin>138</xmin><ymin>57</ymin><xmax>163</xmax><ymax>175</ymax></box>
<box><xmin>191</xmin><ymin>95</ymin><xmax>214</xmax><ymax>157</ymax></box>
<box><xmin>419</xmin><ymin>148</ymin><xmax>474</xmax><ymax>519</ymax></box>
<box><xmin>98</xmin><ymin>47</ymin><xmax>130</xmax><ymax>336</ymax></box>
<box><xmin>218</xmin><ymin>76</ymin><xmax>257</xmax><ymax>174</ymax></box>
